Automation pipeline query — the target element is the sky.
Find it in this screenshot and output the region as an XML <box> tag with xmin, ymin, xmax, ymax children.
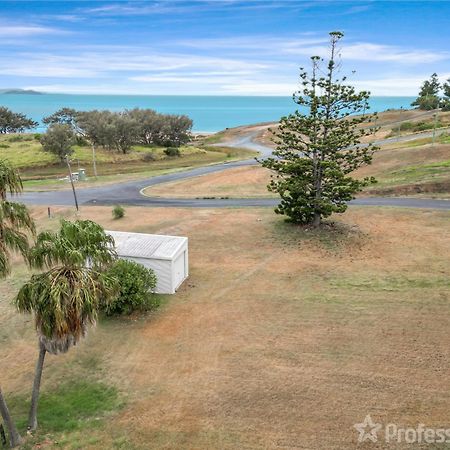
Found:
<box><xmin>0</xmin><ymin>0</ymin><xmax>449</xmax><ymax>96</ymax></box>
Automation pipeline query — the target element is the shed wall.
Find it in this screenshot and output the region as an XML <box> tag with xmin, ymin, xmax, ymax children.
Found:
<box><xmin>119</xmin><ymin>256</ymin><xmax>173</xmax><ymax>294</ymax></box>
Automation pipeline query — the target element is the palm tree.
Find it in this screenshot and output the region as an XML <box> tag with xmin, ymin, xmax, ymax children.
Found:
<box><xmin>15</xmin><ymin>219</ymin><xmax>116</xmax><ymax>431</ymax></box>
<box><xmin>0</xmin><ymin>160</ymin><xmax>35</xmax><ymax>448</ymax></box>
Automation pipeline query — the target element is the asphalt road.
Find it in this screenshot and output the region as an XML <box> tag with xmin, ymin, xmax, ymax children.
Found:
<box><xmin>17</xmin><ymin>129</ymin><xmax>450</xmax><ymax>210</ymax></box>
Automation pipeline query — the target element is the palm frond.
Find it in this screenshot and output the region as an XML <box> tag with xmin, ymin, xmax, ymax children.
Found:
<box><xmin>15</xmin><ymin>267</ymin><xmax>117</xmax><ymax>354</ymax></box>
<box><xmin>0</xmin><ymin>160</ymin><xmax>23</xmax><ymax>200</ymax></box>
<box><xmin>29</xmin><ymin>219</ymin><xmax>116</xmax><ymax>270</ymax></box>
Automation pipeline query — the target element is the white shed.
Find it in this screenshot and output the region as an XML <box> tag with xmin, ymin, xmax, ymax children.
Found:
<box><xmin>107</xmin><ymin>230</ymin><xmax>188</xmax><ymax>294</ymax></box>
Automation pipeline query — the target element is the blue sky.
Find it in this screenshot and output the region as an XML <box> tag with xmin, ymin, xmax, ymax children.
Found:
<box><xmin>0</xmin><ymin>0</ymin><xmax>449</xmax><ymax>96</ymax></box>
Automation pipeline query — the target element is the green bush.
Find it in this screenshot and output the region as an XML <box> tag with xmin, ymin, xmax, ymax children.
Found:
<box><xmin>112</xmin><ymin>205</ymin><xmax>125</xmax><ymax>219</ymax></box>
<box><xmin>34</xmin><ymin>133</ymin><xmax>42</xmax><ymax>141</ymax></box>
<box><xmin>164</xmin><ymin>146</ymin><xmax>181</xmax><ymax>157</ymax></box>
<box><xmin>0</xmin><ymin>143</ymin><xmax>10</xmax><ymax>148</ymax></box>
<box><xmin>102</xmin><ymin>259</ymin><xmax>159</xmax><ymax>315</ymax></box>
<box><xmin>399</xmin><ymin>122</ymin><xmax>414</xmax><ymax>131</ymax></box>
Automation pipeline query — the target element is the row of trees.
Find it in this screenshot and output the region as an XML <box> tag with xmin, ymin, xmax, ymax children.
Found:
<box><xmin>412</xmin><ymin>73</ymin><xmax>450</xmax><ymax>111</ymax></box>
<box><xmin>43</xmin><ymin>108</ymin><xmax>193</xmax><ymax>157</ymax></box>
<box><xmin>0</xmin><ymin>161</ymin><xmax>157</xmax><ymax>447</ymax></box>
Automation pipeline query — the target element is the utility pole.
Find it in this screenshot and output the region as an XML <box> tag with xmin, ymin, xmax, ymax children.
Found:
<box><xmin>432</xmin><ymin>112</ymin><xmax>438</xmax><ymax>147</ymax></box>
<box><xmin>397</xmin><ymin>106</ymin><xmax>404</xmax><ymax>141</ymax></box>
<box><xmin>65</xmin><ymin>155</ymin><xmax>79</xmax><ymax>211</ymax></box>
<box><xmin>91</xmin><ymin>143</ymin><xmax>98</xmax><ymax>178</ymax></box>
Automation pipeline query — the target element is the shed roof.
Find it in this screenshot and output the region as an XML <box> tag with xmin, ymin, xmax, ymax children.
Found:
<box><xmin>107</xmin><ymin>230</ymin><xmax>187</xmax><ymax>261</ymax></box>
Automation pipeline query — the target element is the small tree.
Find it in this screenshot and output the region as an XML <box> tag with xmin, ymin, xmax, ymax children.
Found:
<box><xmin>40</xmin><ymin>124</ymin><xmax>76</xmax><ymax>162</ymax></box>
<box><xmin>0</xmin><ymin>160</ymin><xmax>35</xmax><ymax>448</ymax></box>
<box><xmin>411</xmin><ymin>73</ymin><xmax>441</xmax><ymax>110</ymax></box>
<box><xmin>0</xmin><ymin>107</ymin><xmax>38</xmax><ymax>134</ymax></box>
<box><xmin>15</xmin><ymin>219</ymin><xmax>116</xmax><ymax>432</ymax></box>
<box><xmin>261</xmin><ymin>32</ymin><xmax>378</xmax><ymax>227</ymax></box>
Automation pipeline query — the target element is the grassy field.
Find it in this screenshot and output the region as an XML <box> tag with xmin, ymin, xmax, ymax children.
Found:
<box><xmin>143</xmin><ymin>133</ymin><xmax>450</xmax><ymax>199</ymax></box>
<box><xmin>0</xmin><ymin>134</ymin><xmax>256</xmax><ymax>190</ymax></box>
<box><xmin>1</xmin><ymin>205</ymin><xmax>449</xmax><ymax>449</ymax></box>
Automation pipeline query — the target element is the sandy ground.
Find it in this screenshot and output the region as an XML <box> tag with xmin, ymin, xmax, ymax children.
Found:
<box><xmin>1</xmin><ymin>205</ymin><xmax>449</xmax><ymax>449</ymax></box>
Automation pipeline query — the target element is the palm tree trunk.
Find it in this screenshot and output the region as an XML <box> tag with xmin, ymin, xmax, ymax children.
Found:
<box><xmin>0</xmin><ymin>387</ymin><xmax>23</xmax><ymax>447</ymax></box>
<box><xmin>28</xmin><ymin>340</ymin><xmax>46</xmax><ymax>432</ymax></box>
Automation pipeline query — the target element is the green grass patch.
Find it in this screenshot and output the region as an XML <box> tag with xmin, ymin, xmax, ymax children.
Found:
<box><xmin>330</xmin><ymin>275</ymin><xmax>450</xmax><ymax>292</ymax></box>
<box><xmin>9</xmin><ymin>380</ymin><xmax>122</xmax><ymax>433</ymax></box>
<box><xmin>376</xmin><ymin>160</ymin><xmax>450</xmax><ymax>186</ymax></box>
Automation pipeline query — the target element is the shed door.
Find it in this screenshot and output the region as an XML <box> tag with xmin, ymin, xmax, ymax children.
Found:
<box><xmin>173</xmin><ymin>251</ymin><xmax>186</xmax><ymax>290</ymax></box>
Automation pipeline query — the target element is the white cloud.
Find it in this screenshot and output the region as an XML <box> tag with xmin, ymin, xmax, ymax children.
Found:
<box><xmin>0</xmin><ymin>49</ymin><xmax>267</xmax><ymax>79</ymax></box>
<box><xmin>0</xmin><ymin>23</ymin><xmax>67</xmax><ymax>37</ymax></box>
<box><xmin>283</xmin><ymin>42</ymin><xmax>448</xmax><ymax>64</ymax></box>
<box><xmin>353</xmin><ymin>73</ymin><xmax>450</xmax><ymax>96</ymax></box>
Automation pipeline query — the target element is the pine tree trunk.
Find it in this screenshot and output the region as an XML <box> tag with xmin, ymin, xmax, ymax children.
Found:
<box><xmin>0</xmin><ymin>387</ymin><xmax>23</xmax><ymax>448</ymax></box>
<box><xmin>28</xmin><ymin>341</ymin><xmax>46</xmax><ymax>432</ymax></box>
<box><xmin>312</xmin><ymin>211</ymin><xmax>321</xmax><ymax>227</ymax></box>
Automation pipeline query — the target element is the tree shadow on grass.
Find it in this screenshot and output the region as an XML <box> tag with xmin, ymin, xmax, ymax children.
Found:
<box><xmin>271</xmin><ymin>218</ymin><xmax>370</xmax><ymax>254</ymax></box>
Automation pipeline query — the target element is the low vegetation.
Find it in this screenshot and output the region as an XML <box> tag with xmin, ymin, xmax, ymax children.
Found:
<box><xmin>112</xmin><ymin>205</ymin><xmax>125</xmax><ymax>220</ymax></box>
<box><xmin>102</xmin><ymin>259</ymin><xmax>159</xmax><ymax>316</ymax></box>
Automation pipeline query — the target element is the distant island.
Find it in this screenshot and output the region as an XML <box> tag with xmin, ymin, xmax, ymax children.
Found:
<box><xmin>0</xmin><ymin>88</ymin><xmax>44</xmax><ymax>95</ymax></box>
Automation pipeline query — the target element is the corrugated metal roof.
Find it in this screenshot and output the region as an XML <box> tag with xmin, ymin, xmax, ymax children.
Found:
<box><xmin>107</xmin><ymin>230</ymin><xmax>187</xmax><ymax>261</ymax></box>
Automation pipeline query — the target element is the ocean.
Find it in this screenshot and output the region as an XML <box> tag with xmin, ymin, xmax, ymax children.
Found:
<box><xmin>0</xmin><ymin>94</ymin><xmax>415</xmax><ymax>133</ymax></box>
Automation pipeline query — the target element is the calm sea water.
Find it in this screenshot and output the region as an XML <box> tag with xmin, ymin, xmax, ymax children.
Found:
<box><xmin>0</xmin><ymin>94</ymin><xmax>415</xmax><ymax>133</ymax></box>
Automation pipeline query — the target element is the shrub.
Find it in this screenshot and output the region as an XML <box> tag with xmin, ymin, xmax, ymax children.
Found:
<box><xmin>142</xmin><ymin>152</ymin><xmax>157</xmax><ymax>162</ymax></box>
<box><xmin>112</xmin><ymin>205</ymin><xmax>125</xmax><ymax>219</ymax></box>
<box><xmin>34</xmin><ymin>133</ymin><xmax>42</xmax><ymax>141</ymax></box>
<box><xmin>7</xmin><ymin>135</ymin><xmax>25</xmax><ymax>142</ymax></box>
<box><xmin>164</xmin><ymin>146</ymin><xmax>181</xmax><ymax>157</ymax></box>
<box><xmin>399</xmin><ymin>122</ymin><xmax>414</xmax><ymax>131</ymax></box>
<box><xmin>102</xmin><ymin>259</ymin><xmax>159</xmax><ymax>315</ymax></box>
<box><xmin>0</xmin><ymin>143</ymin><xmax>10</xmax><ymax>148</ymax></box>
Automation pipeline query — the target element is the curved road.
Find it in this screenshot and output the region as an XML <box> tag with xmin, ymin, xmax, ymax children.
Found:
<box><xmin>17</xmin><ymin>128</ymin><xmax>450</xmax><ymax>210</ymax></box>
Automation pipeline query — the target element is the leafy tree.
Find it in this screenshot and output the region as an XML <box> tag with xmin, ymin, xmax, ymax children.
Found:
<box><xmin>15</xmin><ymin>219</ymin><xmax>117</xmax><ymax>432</ymax></box>
<box><xmin>42</xmin><ymin>108</ymin><xmax>79</xmax><ymax>130</ymax></box>
<box><xmin>102</xmin><ymin>259</ymin><xmax>158</xmax><ymax>316</ymax></box>
<box><xmin>158</xmin><ymin>114</ymin><xmax>192</xmax><ymax>147</ymax></box>
<box><xmin>40</xmin><ymin>124</ymin><xmax>76</xmax><ymax>162</ymax></box>
<box><xmin>261</xmin><ymin>31</ymin><xmax>378</xmax><ymax>227</ymax></box>
<box><xmin>0</xmin><ymin>107</ymin><xmax>38</xmax><ymax>134</ymax></box>
<box><xmin>108</xmin><ymin>113</ymin><xmax>140</xmax><ymax>154</ymax></box>
<box><xmin>441</xmin><ymin>79</ymin><xmax>450</xmax><ymax>111</ymax></box>
<box><xmin>126</xmin><ymin>108</ymin><xmax>161</xmax><ymax>145</ymax></box>
<box><xmin>411</xmin><ymin>73</ymin><xmax>441</xmax><ymax>110</ymax></box>
<box><xmin>0</xmin><ymin>160</ymin><xmax>35</xmax><ymax>448</ymax></box>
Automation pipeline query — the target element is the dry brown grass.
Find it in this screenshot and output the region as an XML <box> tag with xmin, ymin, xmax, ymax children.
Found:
<box><xmin>143</xmin><ymin>165</ymin><xmax>273</xmax><ymax>198</ymax></box>
<box><xmin>1</xmin><ymin>205</ymin><xmax>449</xmax><ymax>449</ymax></box>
